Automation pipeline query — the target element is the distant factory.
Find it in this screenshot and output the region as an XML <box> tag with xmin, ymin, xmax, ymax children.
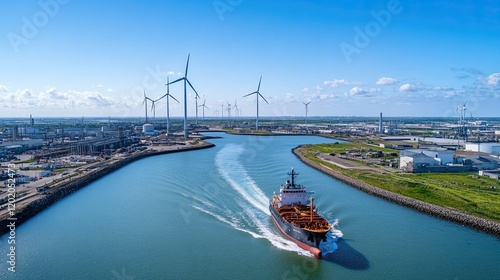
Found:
<box><xmin>465</xmin><ymin>142</ymin><xmax>500</xmax><ymax>154</ymax></box>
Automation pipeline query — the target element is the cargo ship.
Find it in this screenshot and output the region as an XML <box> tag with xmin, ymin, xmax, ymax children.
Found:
<box><xmin>269</xmin><ymin>168</ymin><xmax>331</xmax><ymax>259</ymax></box>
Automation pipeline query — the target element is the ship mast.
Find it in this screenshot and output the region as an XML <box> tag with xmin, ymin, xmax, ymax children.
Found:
<box><xmin>288</xmin><ymin>168</ymin><xmax>298</xmax><ymax>186</ymax></box>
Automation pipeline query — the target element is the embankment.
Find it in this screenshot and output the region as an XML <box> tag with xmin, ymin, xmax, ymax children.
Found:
<box><xmin>292</xmin><ymin>146</ymin><xmax>500</xmax><ymax>237</ymax></box>
<box><xmin>0</xmin><ymin>143</ymin><xmax>214</xmax><ymax>236</ymax></box>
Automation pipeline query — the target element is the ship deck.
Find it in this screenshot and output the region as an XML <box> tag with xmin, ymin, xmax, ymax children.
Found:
<box><xmin>274</xmin><ymin>204</ymin><xmax>330</xmax><ymax>232</ymax></box>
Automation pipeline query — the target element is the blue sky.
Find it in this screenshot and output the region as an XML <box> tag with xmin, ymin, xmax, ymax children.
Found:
<box><xmin>1</xmin><ymin>0</ymin><xmax>499</xmax><ymax>118</ymax></box>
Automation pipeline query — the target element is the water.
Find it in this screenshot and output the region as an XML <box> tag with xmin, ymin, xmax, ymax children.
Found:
<box><xmin>1</xmin><ymin>132</ymin><xmax>499</xmax><ymax>279</ymax></box>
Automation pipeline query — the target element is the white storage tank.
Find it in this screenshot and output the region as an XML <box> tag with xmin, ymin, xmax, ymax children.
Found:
<box><xmin>465</xmin><ymin>142</ymin><xmax>500</xmax><ymax>154</ymax></box>
<box><xmin>142</xmin><ymin>124</ymin><xmax>154</xmax><ymax>134</ymax></box>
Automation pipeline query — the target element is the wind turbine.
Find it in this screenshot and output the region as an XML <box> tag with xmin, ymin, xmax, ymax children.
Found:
<box><xmin>157</xmin><ymin>76</ymin><xmax>180</xmax><ymax>135</ymax></box>
<box><xmin>221</xmin><ymin>104</ymin><xmax>224</xmax><ymax>118</ymax></box>
<box><xmin>195</xmin><ymin>94</ymin><xmax>200</xmax><ymax>125</ymax></box>
<box><xmin>167</xmin><ymin>54</ymin><xmax>199</xmax><ymax>139</ymax></box>
<box><xmin>243</xmin><ymin>76</ymin><xmax>268</xmax><ymax>130</ymax></box>
<box><xmin>150</xmin><ymin>99</ymin><xmax>158</xmax><ymax>124</ymax></box>
<box><xmin>303</xmin><ymin>101</ymin><xmax>312</xmax><ymax>124</ymax></box>
<box><xmin>233</xmin><ymin>100</ymin><xmax>239</xmax><ymax>118</ymax></box>
<box><xmin>226</xmin><ymin>100</ymin><xmax>231</xmax><ymax>119</ymax></box>
<box><xmin>457</xmin><ymin>100</ymin><xmax>468</xmax><ymax>141</ymax></box>
<box><xmin>198</xmin><ymin>99</ymin><xmax>209</xmax><ymax>121</ymax></box>
<box><xmin>142</xmin><ymin>89</ymin><xmax>154</xmax><ymax>124</ymax></box>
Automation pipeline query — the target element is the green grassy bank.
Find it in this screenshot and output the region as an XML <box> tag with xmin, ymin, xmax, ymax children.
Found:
<box><xmin>299</xmin><ymin>143</ymin><xmax>500</xmax><ymax>222</ymax></box>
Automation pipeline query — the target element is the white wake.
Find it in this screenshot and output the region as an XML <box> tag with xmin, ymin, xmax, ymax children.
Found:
<box><xmin>188</xmin><ymin>143</ymin><xmax>341</xmax><ymax>257</ymax></box>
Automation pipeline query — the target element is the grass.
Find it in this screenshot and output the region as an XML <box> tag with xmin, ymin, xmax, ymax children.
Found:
<box><xmin>299</xmin><ymin>144</ymin><xmax>500</xmax><ymax>222</ymax></box>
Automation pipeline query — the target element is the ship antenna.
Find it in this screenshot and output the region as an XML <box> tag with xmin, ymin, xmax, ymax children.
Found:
<box><xmin>288</xmin><ymin>168</ymin><xmax>298</xmax><ymax>186</ymax></box>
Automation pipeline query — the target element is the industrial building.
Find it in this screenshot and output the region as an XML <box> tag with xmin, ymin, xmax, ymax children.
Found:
<box><xmin>479</xmin><ymin>169</ymin><xmax>500</xmax><ymax>180</ymax></box>
<box><xmin>400</xmin><ymin>148</ymin><xmax>455</xmax><ymax>172</ymax></box>
<box><xmin>465</xmin><ymin>142</ymin><xmax>500</xmax><ymax>154</ymax></box>
<box><xmin>0</xmin><ymin>139</ymin><xmax>44</xmax><ymax>156</ymax></box>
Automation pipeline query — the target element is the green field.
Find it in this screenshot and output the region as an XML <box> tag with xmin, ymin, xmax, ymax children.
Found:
<box><xmin>299</xmin><ymin>143</ymin><xmax>500</xmax><ymax>222</ymax></box>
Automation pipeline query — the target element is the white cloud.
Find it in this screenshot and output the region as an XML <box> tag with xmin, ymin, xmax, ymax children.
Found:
<box><xmin>0</xmin><ymin>84</ymin><xmax>8</xmax><ymax>92</ymax></box>
<box><xmin>349</xmin><ymin>87</ymin><xmax>368</xmax><ymax>96</ymax></box>
<box><xmin>284</xmin><ymin>92</ymin><xmax>295</xmax><ymax>103</ymax></box>
<box><xmin>399</xmin><ymin>83</ymin><xmax>419</xmax><ymax>92</ymax></box>
<box><xmin>323</xmin><ymin>79</ymin><xmax>361</xmax><ymax>88</ymax></box>
<box><xmin>167</xmin><ymin>71</ymin><xmax>176</xmax><ymax>76</ymax></box>
<box><xmin>432</xmin><ymin>86</ymin><xmax>454</xmax><ymax>91</ymax></box>
<box><xmin>486</xmin><ymin>73</ymin><xmax>500</xmax><ymax>86</ymax></box>
<box><xmin>324</xmin><ymin>79</ymin><xmax>347</xmax><ymax>87</ymax></box>
<box><xmin>376</xmin><ymin>77</ymin><xmax>398</xmax><ymax>85</ymax></box>
<box><xmin>320</xmin><ymin>94</ymin><xmax>334</xmax><ymax>100</ymax></box>
<box><xmin>0</xmin><ymin>86</ymin><xmax>133</xmax><ymax>111</ymax></box>
<box><xmin>324</xmin><ymin>79</ymin><xmax>360</xmax><ymax>88</ymax></box>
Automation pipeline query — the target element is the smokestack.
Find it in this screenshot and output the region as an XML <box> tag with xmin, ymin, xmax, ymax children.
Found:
<box><xmin>379</xmin><ymin>112</ymin><xmax>383</xmax><ymax>133</ymax></box>
<box><xmin>12</xmin><ymin>125</ymin><xmax>19</xmax><ymax>141</ymax></box>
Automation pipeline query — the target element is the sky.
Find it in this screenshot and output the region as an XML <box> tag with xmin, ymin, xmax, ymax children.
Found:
<box><xmin>1</xmin><ymin>0</ymin><xmax>499</xmax><ymax>118</ymax></box>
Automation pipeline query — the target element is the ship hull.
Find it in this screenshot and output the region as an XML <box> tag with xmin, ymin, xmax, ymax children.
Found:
<box><xmin>269</xmin><ymin>204</ymin><xmax>327</xmax><ymax>259</ymax></box>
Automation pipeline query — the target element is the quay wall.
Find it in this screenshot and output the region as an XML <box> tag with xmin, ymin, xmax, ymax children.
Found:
<box><xmin>0</xmin><ymin>144</ymin><xmax>214</xmax><ymax>236</ymax></box>
<box><xmin>292</xmin><ymin>146</ymin><xmax>500</xmax><ymax>237</ymax></box>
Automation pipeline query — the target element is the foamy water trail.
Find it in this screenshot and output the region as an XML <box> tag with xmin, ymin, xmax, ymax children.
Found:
<box><xmin>216</xmin><ymin>144</ymin><xmax>269</xmax><ymax>214</ymax></box>
<box><xmin>186</xmin><ymin>143</ymin><xmax>340</xmax><ymax>257</ymax></box>
<box><xmin>214</xmin><ymin>144</ymin><xmax>312</xmax><ymax>256</ymax></box>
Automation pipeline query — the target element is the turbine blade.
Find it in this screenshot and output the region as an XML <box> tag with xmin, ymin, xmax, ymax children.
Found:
<box><xmin>259</xmin><ymin>93</ymin><xmax>269</xmax><ymax>104</ymax></box>
<box><xmin>185</xmin><ymin>54</ymin><xmax>190</xmax><ymax>77</ymax></box>
<box><xmin>186</xmin><ymin>79</ymin><xmax>199</xmax><ymax>98</ymax></box>
<box><xmin>243</xmin><ymin>92</ymin><xmax>257</xmax><ymax>98</ymax></box>
<box><xmin>170</xmin><ymin>94</ymin><xmax>180</xmax><ymax>103</ymax></box>
<box><xmin>155</xmin><ymin>94</ymin><xmax>167</xmax><ymax>102</ymax></box>
<box><xmin>168</xmin><ymin>77</ymin><xmax>184</xmax><ymax>85</ymax></box>
<box><xmin>257</xmin><ymin>76</ymin><xmax>262</xmax><ymax>92</ymax></box>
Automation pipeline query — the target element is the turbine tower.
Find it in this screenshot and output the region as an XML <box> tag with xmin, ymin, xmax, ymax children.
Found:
<box><xmin>195</xmin><ymin>94</ymin><xmax>200</xmax><ymax>125</ymax></box>
<box><xmin>167</xmin><ymin>54</ymin><xmax>199</xmax><ymax>139</ymax></box>
<box><xmin>198</xmin><ymin>99</ymin><xmax>209</xmax><ymax>121</ymax></box>
<box><xmin>243</xmin><ymin>76</ymin><xmax>268</xmax><ymax>130</ymax></box>
<box><xmin>150</xmin><ymin>99</ymin><xmax>158</xmax><ymax>124</ymax></box>
<box><xmin>303</xmin><ymin>101</ymin><xmax>312</xmax><ymax>124</ymax></box>
<box><xmin>457</xmin><ymin>100</ymin><xmax>468</xmax><ymax>141</ymax></box>
<box><xmin>233</xmin><ymin>100</ymin><xmax>239</xmax><ymax>118</ymax></box>
<box><xmin>142</xmin><ymin>89</ymin><xmax>154</xmax><ymax>124</ymax></box>
<box><xmin>226</xmin><ymin>100</ymin><xmax>231</xmax><ymax>119</ymax></box>
<box><xmin>158</xmin><ymin>76</ymin><xmax>179</xmax><ymax>135</ymax></box>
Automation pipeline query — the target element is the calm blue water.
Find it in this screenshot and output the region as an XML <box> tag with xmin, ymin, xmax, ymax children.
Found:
<box><xmin>1</xmin><ymin>132</ymin><xmax>499</xmax><ymax>279</ymax></box>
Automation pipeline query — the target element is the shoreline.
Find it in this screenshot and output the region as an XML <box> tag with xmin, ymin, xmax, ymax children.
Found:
<box><xmin>0</xmin><ymin>142</ymin><xmax>215</xmax><ymax>236</ymax></box>
<box><xmin>292</xmin><ymin>145</ymin><xmax>500</xmax><ymax>237</ymax></box>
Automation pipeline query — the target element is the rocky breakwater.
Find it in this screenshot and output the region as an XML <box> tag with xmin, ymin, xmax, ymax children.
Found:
<box><xmin>0</xmin><ymin>143</ymin><xmax>214</xmax><ymax>236</ymax></box>
<box><xmin>292</xmin><ymin>146</ymin><xmax>500</xmax><ymax>237</ymax></box>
